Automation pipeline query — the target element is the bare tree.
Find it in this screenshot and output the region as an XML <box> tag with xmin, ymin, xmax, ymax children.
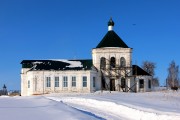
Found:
<box><xmin>142</xmin><ymin>61</ymin><xmax>159</xmax><ymax>86</ymax></box>
<box><xmin>167</xmin><ymin>60</ymin><xmax>179</xmax><ymax>89</ymax></box>
<box><xmin>142</xmin><ymin>61</ymin><xmax>156</xmax><ymax>76</ymax></box>
<box><xmin>152</xmin><ymin>77</ymin><xmax>159</xmax><ymax>87</ymax></box>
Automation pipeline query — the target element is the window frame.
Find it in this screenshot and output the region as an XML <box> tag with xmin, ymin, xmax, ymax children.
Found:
<box><xmin>120</xmin><ymin>57</ymin><xmax>126</xmax><ymax>67</ymax></box>
<box><xmin>28</xmin><ymin>80</ymin><xmax>30</xmax><ymax>88</ymax></box>
<box><xmin>139</xmin><ymin>79</ymin><xmax>144</xmax><ymax>88</ymax></box>
<box><xmin>83</xmin><ymin>76</ymin><xmax>87</xmax><ymax>87</ymax></box>
<box><xmin>148</xmin><ymin>79</ymin><xmax>151</xmax><ymax>89</ymax></box>
<box><xmin>72</xmin><ymin>76</ymin><xmax>76</xmax><ymax>87</ymax></box>
<box><xmin>55</xmin><ymin>77</ymin><xmax>59</xmax><ymax>87</ymax></box>
<box><xmin>93</xmin><ymin>77</ymin><xmax>96</xmax><ymax>87</ymax></box>
<box><xmin>63</xmin><ymin>76</ymin><xmax>68</xmax><ymax>87</ymax></box>
<box><xmin>100</xmin><ymin>57</ymin><xmax>106</xmax><ymax>69</ymax></box>
<box><xmin>46</xmin><ymin>77</ymin><xmax>51</xmax><ymax>87</ymax></box>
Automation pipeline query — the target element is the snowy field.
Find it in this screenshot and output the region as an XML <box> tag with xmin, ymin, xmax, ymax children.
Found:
<box><xmin>0</xmin><ymin>91</ymin><xmax>180</xmax><ymax>120</ymax></box>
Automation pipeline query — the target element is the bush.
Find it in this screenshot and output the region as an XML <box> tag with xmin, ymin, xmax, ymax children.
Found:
<box><xmin>171</xmin><ymin>86</ymin><xmax>178</xmax><ymax>90</ymax></box>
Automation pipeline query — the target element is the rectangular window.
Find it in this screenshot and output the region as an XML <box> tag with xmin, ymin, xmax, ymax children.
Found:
<box><xmin>72</xmin><ymin>76</ymin><xmax>76</xmax><ymax>87</ymax></box>
<box><xmin>83</xmin><ymin>76</ymin><xmax>87</xmax><ymax>87</ymax></box>
<box><xmin>148</xmin><ymin>80</ymin><xmax>151</xmax><ymax>89</ymax></box>
<box><xmin>46</xmin><ymin>77</ymin><xmax>51</xmax><ymax>87</ymax></box>
<box><xmin>28</xmin><ymin>80</ymin><xmax>30</xmax><ymax>88</ymax></box>
<box><xmin>93</xmin><ymin>77</ymin><xmax>96</xmax><ymax>87</ymax></box>
<box><xmin>63</xmin><ymin>76</ymin><xmax>68</xmax><ymax>87</ymax></box>
<box><xmin>55</xmin><ymin>77</ymin><xmax>59</xmax><ymax>87</ymax></box>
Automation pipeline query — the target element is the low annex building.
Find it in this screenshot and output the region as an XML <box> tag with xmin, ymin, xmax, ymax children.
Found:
<box><xmin>21</xmin><ymin>18</ymin><xmax>152</xmax><ymax>96</ymax></box>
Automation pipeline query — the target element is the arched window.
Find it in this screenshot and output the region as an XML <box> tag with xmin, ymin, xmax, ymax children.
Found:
<box><xmin>100</xmin><ymin>57</ymin><xmax>106</xmax><ymax>69</ymax></box>
<box><xmin>110</xmin><ymin>57</ymin><xmax>116</xmax><ymax>68</ymax></box>
<box><xmin>120</xmin><ymin>57</ymin><xmax>126</xmax><ymax>67</ymax></box>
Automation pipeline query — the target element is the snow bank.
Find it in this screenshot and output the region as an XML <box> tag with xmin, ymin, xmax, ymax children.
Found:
<box><xmin>153</xmin><ymin>87</ymin><xmax>167</xmax><ymax>91</ymax></box>
<box><xmin>0</xmin><ymin>95</ymin><xmax>9</xmax><ymax>97</ymax></box>
<box><xmin>47</xmin><ymin>94</ymin><xmax>180</xmax><ymax>120</ymax></box>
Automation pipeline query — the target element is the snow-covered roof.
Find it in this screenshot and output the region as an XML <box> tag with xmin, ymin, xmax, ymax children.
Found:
<box><xmin>21</xmin><ymin>59</ymin><xmax>92</xmax><ymax>71</ymax></box>
<box><xmin>50</xmin><ymin>59</ymin><xmax>83</xmax><ymax>68</ymax></box>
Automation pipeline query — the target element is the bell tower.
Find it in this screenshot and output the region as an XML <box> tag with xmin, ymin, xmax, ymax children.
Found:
<box><xmin>92</xmin><ymin>18</ymin><xmax>132</xmax><ymax>91</ymax></box>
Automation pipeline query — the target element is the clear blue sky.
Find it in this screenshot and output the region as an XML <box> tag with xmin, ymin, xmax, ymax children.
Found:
<box><xmin>0</xmin><ymin>0</ymin><xmax>180</xmax><ymax>90</ymax></box>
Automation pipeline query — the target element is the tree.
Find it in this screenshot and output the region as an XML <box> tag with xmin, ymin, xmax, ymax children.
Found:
<box><xmin>166</xmin><ymin>60</ymin><xmax>179</xmax><ymax>89</ymax></box>
<box><xmin>142</xmin><ymin>61</ymin><xmax>159</xmax><ymax>86</ymax></box>
<box><xmin>142</xmin><ymin>61</ymin><xmax>156</xmax><ymax>76</ymax></box>
<box><xmin>0</xmin><ymin>84</ymin><xmax>8</xmax><ymax>95</ymax></box>
<box><xmin>152</xmin><ymin>77</ymin><xmax>159</xmax><ymax>87</ymax></box>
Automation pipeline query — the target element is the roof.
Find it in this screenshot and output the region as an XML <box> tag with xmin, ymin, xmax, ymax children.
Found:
<box><xmin>132</xmin><ymin>65</ymin><xmax>151</xmax><ymax>76</ymax></box>
<box><xmin>96</xmin><ymin>18</ymin><xmax>129</xmax><ymax>48</ymax></box>
<box><xmin>21</xmin><ymin>59</ymin><xmax>93</xmax><ymax>71</ymax></box>
<box><xmin>96</xmin><ymin>31</ymin><xmax>129</xmax><ymax>48</ymax></box>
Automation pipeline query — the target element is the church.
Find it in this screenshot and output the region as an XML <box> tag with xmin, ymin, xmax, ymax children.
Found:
<box><xmin>21</xmin><ymin>18</ymin><xmax>152</xmax><ymax>96</ymax></box>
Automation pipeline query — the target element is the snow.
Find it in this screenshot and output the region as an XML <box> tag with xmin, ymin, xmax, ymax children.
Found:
<box><xmin>32</xmin><ymin>62</ymin><xmax>43</xmax><ymax>64</ymax></box>
<box><xmin>0</xmin><ymin>96</ymin><xmax>102</xmax><ymax>120</ymax></box>
<box><xmin>0</xmin><ymin>91</ymin><xmax>180</xmax><ymax>120</ymax></box>
<box><xmin>51</xmin><ymin>59</ymin><xmax>83</xmax><ymax>68</ymax></box>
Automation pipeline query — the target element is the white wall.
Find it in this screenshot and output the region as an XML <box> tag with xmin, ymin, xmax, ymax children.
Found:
<box><xmin>135</xmin><ymin>76</ymin><xmax>152</xmax><ymax>92</ymax></box>
<box><xmin>92</xmin><ymin>47</ymin><xmax>132</xmax><ymax>70</ymax></box>
<box><xmin>21</xmin><ymin>69</ymin><xmax>98</xmax><ymax>96</ymax></box>
<box><xmin>21</xmin><ymin>68</ymin><xmax>31</xmax><ymax>96</ymax></box>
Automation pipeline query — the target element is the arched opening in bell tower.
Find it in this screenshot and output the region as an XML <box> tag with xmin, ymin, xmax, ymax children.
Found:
<box><xmin>100</xmin><ymin>57</ymin><xmax>106</xmax><ymax>69</ymax></box>
<box><xmin>110</xmin><ymin>57</ymin><xmax>116</xmax><ymax>68</ymax></box>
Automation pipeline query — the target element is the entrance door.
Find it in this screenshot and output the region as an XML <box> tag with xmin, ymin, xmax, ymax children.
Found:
<box><xmin>121</xmin><ymin>78</ymin><xmax>126</xmax><ymax>88</ymax></box>
<box><xmin>110</xmin><ymin>79</ymin><xmax>115</xmax><ymax>91</ymax></box>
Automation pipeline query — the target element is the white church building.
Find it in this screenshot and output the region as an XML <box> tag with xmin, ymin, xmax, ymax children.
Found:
<box><xmin>21</xmin><ymin>18</ymin><xmax>152</xmax><ymax>96</ymax></box>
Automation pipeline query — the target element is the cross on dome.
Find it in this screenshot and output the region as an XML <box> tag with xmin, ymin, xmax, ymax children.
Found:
<box><xmin>108</xmin><ymin>17</ymin><xmax>114</xmax><ymax>31</ymax></box>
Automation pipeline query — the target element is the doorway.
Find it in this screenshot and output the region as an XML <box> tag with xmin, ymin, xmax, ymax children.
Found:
<box><xmin>139</xmin><ymin>79</ymin><xmax>144</xmax><ymax>89</ymax></box>
<box><xmin>121</xmin><ymin>77</ymin><xmax>126</xmax><ymax>92</ymax></box>
<box><xmin>110</xmin><ymin>79</ymin><xmax>115</xmax><ymax>91</ymax></box>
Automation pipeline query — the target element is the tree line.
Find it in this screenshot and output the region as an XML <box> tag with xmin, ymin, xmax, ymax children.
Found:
<box><xmin>141</xmin><ymin>60</ymin><xmax>179</xmax><ymax>90</ymax></box>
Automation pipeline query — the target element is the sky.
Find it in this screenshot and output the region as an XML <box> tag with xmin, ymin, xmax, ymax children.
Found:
<box><xmin>0</xmin><ymin>0</ymin><xmax>180</xmax><ymax>90</ymax></box>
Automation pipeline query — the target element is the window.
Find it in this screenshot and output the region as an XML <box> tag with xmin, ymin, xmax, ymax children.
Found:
<box><xmin>72</xmin><ymin>76</ymin><xmax>76</xmax><ymax>87</ymax></box>
<box><xmin>93</xmin><ymin>77</ymin><xmax>96</xmax><ymax>87</ymax></box>
<box><xmin>46</xmin><ymin>77</ymin><xmax>51</xmax><ymax>87</ymax></box>
<box><xmin>55</xmin><ymin>77</ymin><xmax>59</xmax><ymax>87</ymax></box>
<box><xmin>110</xmin><ymin>57</ymin><xmax>116</xmax><ymax>68</ymax></box>
<box><xmin>28</xmin><ymin>80</ymin><xmax>30</xmax><ymax>88</ymax></box>
<box><xmin>83</xmin><ymin>76</ymin><xmax>87</xmax><ymax>87</ymax></box>
<box><xmin>148</xmin><ymin>80</ymin><xmax>151</xmax><ymax>89</ymax></box>
<box><xmin>139</xmin><ymin>79</ymin><xmax>144</xmax><ymax>88</ymax></box>
<box><xmin>63</xmin><ymin>76</ymin><xmax>68</xmax><ymax>87</ymax></box>
<box><xmin>120</xmin><ymin>57</ymin><xmax>126</xmax><ymax>67</ymax></box>
<box><xmin>100</xmin><ymin>57</ymin><xmax>106</xmax><ymax>69</ymax></box>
